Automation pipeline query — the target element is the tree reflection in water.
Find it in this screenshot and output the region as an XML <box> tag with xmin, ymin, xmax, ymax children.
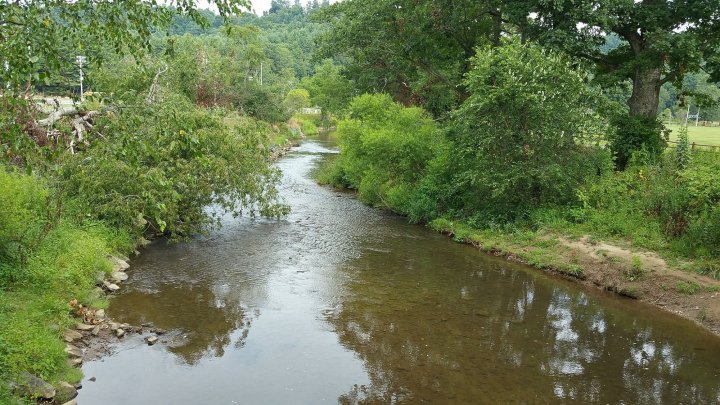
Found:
<box><xmin>330</xmin><ymin>237</ymin><xmax>720</xmax><ymax>404</ymax></box>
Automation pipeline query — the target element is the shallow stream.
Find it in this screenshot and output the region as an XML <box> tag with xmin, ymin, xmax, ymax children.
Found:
<box><xmin>79</xmin><ymin>139</ymin><xmax>720</xmax><ymax>404</ymax></box>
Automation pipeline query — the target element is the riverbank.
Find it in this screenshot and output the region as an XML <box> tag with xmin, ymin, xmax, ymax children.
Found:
<box><xmin>314</xmin><ymin>147</ymin><xmax>720</xmax><ymax>335</ymax></box>
<box><xmin>0</xmin><ymin>111</ymin><xmax>303</xmax><ymax>404</ymax></box>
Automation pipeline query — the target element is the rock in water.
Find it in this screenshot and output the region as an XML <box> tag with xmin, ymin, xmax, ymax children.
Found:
<box><xmin>55</xmin><ymin>381</ymin><xmax>78</xmax><ymax>403</ymax></box>
<box><xmin>64</xmin><ymin>344</ymin><xmax>82</xmax><ymax>358</ymax></box>
<box><xmin>62</xmin><ymin>400</ymin><xmax>78</xmax><ymax>405</ymax></box>
<box><xmin>13</xmin><ymin>372</ymin><xmax>56</xmax><ymax>400</ymax></box>
<box><xmin>116</xmin><ymin>328</ymin><xmax>125</xmax><ymax>338</ymax></box>
<box><xmin>91</xmin><ymin>325</ymin><xmax>101</xmax><ymax>336</ymax></box>
<box><xmin>64</xmin><ymin>329</ymin><xmax>83</xmax><ymax>343</ymax></box>
<box><xmin>108</xmin><ymin>255</ymin><xmax>130</xmax><ymax>271</ymax></box>
<box><xmin>76</xmin><ymin>323</ymin><xmax>94</xmax><ymax>331</ymax></box>
<box><xmin>146</xmin><ymin>336</ymin><xmax>158</xmax><ymax>345</ymax></box>
<box><xmin>103</xmin><ymin>281</ymin><xmax>120</xmax><ymax>292</ymax></box>
<box><xmin>110</xmin><ymin>271</ymin><xmax>128</xmax><ymax>282</ymax></box>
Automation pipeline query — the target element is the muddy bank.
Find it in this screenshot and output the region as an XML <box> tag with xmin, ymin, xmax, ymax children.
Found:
<box><xmin>432</xmin><ymin>220</ymin><xmax>720</xmax><ymax>336</ymax></box>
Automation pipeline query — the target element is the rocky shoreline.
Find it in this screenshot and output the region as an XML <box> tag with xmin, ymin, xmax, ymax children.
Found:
<box><xmin>12</xmin><ymin>240</ymin><xmax>165</xmax><ymax>404</ymax></box>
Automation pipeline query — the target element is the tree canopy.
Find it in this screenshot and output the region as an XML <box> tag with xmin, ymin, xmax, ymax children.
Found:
<box><xmin>0</xmin><ymin>0</ymin><xmax>249</xmax><ymax>87</ymax></box>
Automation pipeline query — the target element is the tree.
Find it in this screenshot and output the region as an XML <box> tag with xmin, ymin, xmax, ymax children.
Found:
<box><xmin>503</xmin><ymin>0</ymin><xmax>720</xmax><ymax>167</ymax></box>
<box><xmin>447</xmin><ymin>42</ymin><xmax>611</xmax><ymax>221</ymax></box>
<box><xmin>283</xmin><ymin>88</ymin><xmax>311</xmax><ymax>114</ymax></box>
<box><xmin>0</xmin><ymin>0</ymin><xmax>250</xmax><ymax>88</ymax></box>
<box><xmin>317</xmin><ymin>0</ymin><xmax>498</xmax><ymax>116</ymax></box>
<box><xmin>300</xmin><ymin>59</ymin><xmax>353</xmax><ymax>118</ymax></box>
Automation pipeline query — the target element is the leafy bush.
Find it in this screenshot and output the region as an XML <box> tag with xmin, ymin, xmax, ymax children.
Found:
<box><xmin>58</xmin><ymin>96</ymin><xmax>287</xmax><ymax>238</ymax></box>
<box><xmin>570</xmin><ymin>149</ymin><xmax>720</xmax><ymax>262</ymax></box>
<box><xmin>325</xmin><ymin>94</ymin><xmax>446</xmax><ymax>220</ymax></box>
<box><xmin>446</xmin><ymin>41</ymin><xmax>612</xmax><ymax>222</ymax></box>
<box><xmin>610</xmin><ymin>114</ymin><xmax>669</xmax><ymax>170</ymax></box>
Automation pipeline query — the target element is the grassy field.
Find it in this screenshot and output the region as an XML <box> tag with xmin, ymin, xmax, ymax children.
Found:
<box><xmin>666</xmin><ymin>123</ymin><xmax>720</xmax><ymax>146</ymax></box>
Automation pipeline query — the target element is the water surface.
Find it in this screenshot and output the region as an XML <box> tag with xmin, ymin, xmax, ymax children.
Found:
<box><xmin>79</xmin><ymin>139</ymin><xmax>720</xmax><ymax>404</ymax></box>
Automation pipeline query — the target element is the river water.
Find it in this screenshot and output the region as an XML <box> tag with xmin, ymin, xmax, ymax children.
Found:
<box><xmin>78</xmin><ymin>139</ymin><xmax>720</xmax><ymax>404</ymax></box>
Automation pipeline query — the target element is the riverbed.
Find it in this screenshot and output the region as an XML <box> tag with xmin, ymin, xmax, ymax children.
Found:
<box><xmin>78</xmin><ymin>139</ymin><xmax>720</xmax><ymax>404</ymax></box>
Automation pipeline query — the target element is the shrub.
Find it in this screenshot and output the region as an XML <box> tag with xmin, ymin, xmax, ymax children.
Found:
<box><xmin>610</xmin><ymin>115</ymin><xmax>669</xmax><ymax>169</ymax></box>
<box><xmin>446</xmin><ymin>41</ymin><xmax>612</xmax><ymax>223</ymax></box>
<box><xmin>328</xmin><ymin>93</ymin><xmax>446</xmax><ymax>220</ymax></box>
<box><xmin>58</xmin><ymin>97</ymin><xmax>287</xmax><ymax>238</ymax></box>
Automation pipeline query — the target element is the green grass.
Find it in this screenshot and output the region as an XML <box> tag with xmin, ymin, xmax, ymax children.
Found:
<box><xmin>676</xmin><ymin>281</ymin><xmax>702</xmax><ymax>295</ymax></box>
<box><xmin>0</xmin><ymin>168</ymin><xmax>131</xmax><ymax>403</ymax></box>
<box><xmin>666</xmin><ymin>124</ymin><xmax>720</xmax><ymax>146</ymax></box>
<box><xmin>0</xmin><ymin>222</ymin><xmax>120</xmax><ymax>399</ymax></box>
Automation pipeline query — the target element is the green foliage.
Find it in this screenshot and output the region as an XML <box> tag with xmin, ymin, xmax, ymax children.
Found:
<box><xmin>610</xmin><ymin>115</ymin><xmax>669</xmax><ymax>169</ymax></box>
<box><xmin>676</xmin><ymin>281</ymin><xmax>701</xmax><ymax>295</ymax></box>
<box><xmin>283</xmin><ymin>89</ymin><xmax>311</xmax><ymax>115</ymax></box>
<box><xmin>58</xmin><ymin>97</ymin><xmax>287</xmax><ymax>238</ymax></box>
<box><xmin>317</xmin><ymin>0</ymin><xmax>496</xmax><ymax>116</ymax></box>
<box><xmin>675</xmin><ymin>125</ymin><xmax>691</xmax><ymax>170</ymax></box>
<box><xmin>0</xmin><ymin>169</ymin><xmax>121</xmax><ymax>398</ymax></box>
<box><xmin>625</xmin><ymin>256</ymin><xmax>645</xmax><ymax>281</ymax></box>
<box><xmin>300</xmin><ymin>60</ymin><xmax>353</xmax><ymax>119</ymax></box>
<box><xmin>447</xmin><ymin>42</ymin><xmax>611</xmax><ymax>222</ymax></box>
<box><xmin>293</xmin><ymin>113</ymin><xmax>320</xmax><ymax>136</ymax></box>
<box><xmin>568</xmin><ymin>150</ymin><xmax>720</xmax><ymax>263</ymax></box>
<box><xmin>0</xmin><ymin>0</ymin><xmax>250</xmax><ymax>88</ymax></box>
<box><xmin>322</xmin><ymin>94</ymin><xmax>445</xmax><ymax>221</ymax></box>
<box><xmin>504</xmin><ymin>1</ymin><xmax>720</xmax><ymax>164</ymax></box>
<box><xmin>0</xmin><ymin>168</ymin><xmax>49</xmax><ymax>283</ymax></box>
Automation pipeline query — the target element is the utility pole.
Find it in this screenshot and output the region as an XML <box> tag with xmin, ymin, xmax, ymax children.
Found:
<box><xmin>76</xmin><ymin>55</ymin><xmax>86</xmax><ymax>102</ymax></box>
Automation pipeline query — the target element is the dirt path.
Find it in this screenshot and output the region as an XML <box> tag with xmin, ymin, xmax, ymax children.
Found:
<box><xmin>557</xmin><ymin>236</ymin><xmax>720</xmax><ymax>335</ymax></box>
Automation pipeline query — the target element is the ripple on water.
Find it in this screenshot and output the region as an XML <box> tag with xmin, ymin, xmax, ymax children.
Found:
<box><xmin>79</xmin><ymin>141</ymin><xmax>720</xmax><ymax>405</ymax></box>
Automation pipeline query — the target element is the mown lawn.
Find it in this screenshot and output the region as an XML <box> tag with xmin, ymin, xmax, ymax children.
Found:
<box><xmin>666</xmin><ymin>124</ymin><xmax>720</xmax><ymax>146</ymax></box>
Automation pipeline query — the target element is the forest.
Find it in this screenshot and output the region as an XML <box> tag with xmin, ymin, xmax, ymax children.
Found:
<box><xmin>1</xmin><ymin>0</ymin><xmax>720</xmax><ymax>403</ymax></box>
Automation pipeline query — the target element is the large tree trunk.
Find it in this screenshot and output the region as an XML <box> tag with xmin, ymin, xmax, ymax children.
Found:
<box><xmin>628</xmin><ymin>63</ymin><xmax>662</xmax><ymax>118</ymax></box>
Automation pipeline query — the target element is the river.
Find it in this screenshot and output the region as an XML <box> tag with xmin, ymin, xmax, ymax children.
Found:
<box><xmin>78</xmin><ymin>139</ymin><xmax>720</xmax><ymax>404</ymax></box>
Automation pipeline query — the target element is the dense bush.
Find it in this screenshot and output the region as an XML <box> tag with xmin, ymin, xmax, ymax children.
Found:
<box><xmin>610</xmin><ymin>115</ymin><xmax>669</xmax><ymax>169</ymax></box>
<box><xmin>323</xmin><ymin>94</ymin><xmax>446</xmax><ymax>221</ymax></box>
<box><xmin>446</xmin><ymin>42</ymin><xmax>612</xmax><ymax>223</ymax></box>
<box><xmin>58</xmin><ymin>96</ymin><xmax>287</xmax><ymax>239</ymax></box>
<box><xmin>571</xmin><ymin>150</ymin><xmax>720</xmax><ymax>260</ymax></box>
